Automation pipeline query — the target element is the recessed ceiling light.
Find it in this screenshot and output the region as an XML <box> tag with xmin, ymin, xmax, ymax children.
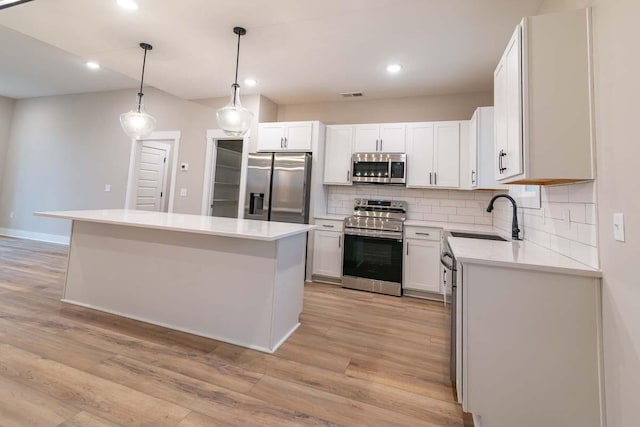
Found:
<box><xmin>86</xmin><ymin>61</ymin><xmax>100</xmax><ymax>70</ymax></box>
<box><xmin>386</xmin><ymin>64</ymin><xmax>403</xmax><ymax>74</ymax></box>
<box><xmin>117</xmin><ymin>0</ymin><xmax>138</xmax><ymax>10</ymax></box>
<box><xmin>244</xmin><ymin>78</ymin><xmax>257</xmax><ymax>87</ymax></box>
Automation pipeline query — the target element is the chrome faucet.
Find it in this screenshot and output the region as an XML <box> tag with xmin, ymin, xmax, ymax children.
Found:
<box><xmin>486</xmin><ymin>194</ymin><xmax>521</xmax><ymax>240</ymax></box>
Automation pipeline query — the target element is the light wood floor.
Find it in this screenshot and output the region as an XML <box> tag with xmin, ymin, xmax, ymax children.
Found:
<box><xmin>0</xmin><ymin>236</ymin><xmax>471</xmax><ymax>427</ymax></box>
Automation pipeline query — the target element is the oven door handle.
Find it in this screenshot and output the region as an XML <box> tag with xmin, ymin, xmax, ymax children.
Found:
<box><xmin>344</xmin><ymin>229</ymin><xmax>403</xmax><ymax>241</ymax></box>
<box><xmin>440</xmin><ymin>252</ymin><xmax>456</xmax><ymax>271</ymax></box>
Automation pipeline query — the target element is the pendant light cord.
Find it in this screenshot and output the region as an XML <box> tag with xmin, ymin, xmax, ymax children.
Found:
<box><xmin>137</xmin><ymin>46</ymin><xmax>149</xmax><ymax>112</ymax></box>
<box><xmin>232</xmin><ymin>31</ymin><xmax>241</xmax><ymax>106</ymax></box>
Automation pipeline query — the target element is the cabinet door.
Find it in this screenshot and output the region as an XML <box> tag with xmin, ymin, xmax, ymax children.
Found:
<box><xmin>434</xmin><ymin>122</ymin><xmax>460</xmax><ymax>188</ymax></box>
<box><xmin>353</xmin><ymin>125</ymin><xmax>380</xmax><ymax>152</ymax></box>
<box><xmin>469</xmin><ymin>112</ymin><xmax>479</xmax><ymax>188</ymax></box>
<box><xmin>324</xmin><ymin>126</ymin><xmax>354</xmax><ymax>185</ymax></box>
<box><xmin>312</xmin><ymin>231</ymin><xmax>342</xmax><ymax>278</ymax></box>
<box><xmin>495</xmin><ymin>25</ymin><xmax>524</xmax><ymax>180</ymax></box>
<box><xmin>406</xmin><ymin>123</ymin><xmax>434</xmax><ymax>187</ymax></box>
<box><xmin>494</xmin><ymin>56</ymin><xmax>507</xmax><ymax>180</ymax></box>
<box><xmin>258</xmin><ymin>123</ymin><xmax>285</xmax><ymax>151</ymax></box>
<box><xmin>285</xmin><ymin>122</ymin><xmax>313</xmax><ymax>151</ymax></box>
<box><xmin>379</xmin><ymin>124</ymin><xmax>406</xmax><ymax>153</ymax></box>
<box><xmin>403</xmin><ymin>239</ymin><xmax>441</xmax><ymax>293</ymax></box>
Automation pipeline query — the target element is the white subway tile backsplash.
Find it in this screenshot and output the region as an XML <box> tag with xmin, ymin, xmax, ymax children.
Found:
<box><xmin>327</xmin><ymin>182</ymin><xmax>599</xmax><ymax>269</ymax></box>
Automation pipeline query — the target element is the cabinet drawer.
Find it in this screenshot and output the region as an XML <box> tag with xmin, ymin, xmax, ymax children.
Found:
<box><xmin>315</xmin><ymin>219</ymin><xmax>344</xmax><ymax>232</ymax></box>
<box><xmin>404</xmin><ymin>226</ymin><xmax>441</xmax><ymax>241</ymax></box>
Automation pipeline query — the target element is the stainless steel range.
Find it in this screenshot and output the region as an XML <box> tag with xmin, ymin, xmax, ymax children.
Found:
<box><xmin>342</xmin><ymin>199</ymin><xmax>407</xmax><ymax>296</ymax></box>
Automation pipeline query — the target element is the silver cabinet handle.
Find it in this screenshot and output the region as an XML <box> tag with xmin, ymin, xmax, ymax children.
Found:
<box><xmin>347</xmin><ymin>170</ymin><xmax>350</xmax><ymax>182</ymax></box>
<box><xmin>415</xmin><ymin>232</ymin><xmax>430</xmax><ymax>236</ymax></box>
<box><xmin>429</xmin><ymin>172</ymin><xmax>432</xmax><ymax>184</ymax></box>
<box><xmin>406</xmin><ymin>241</ymin><xmax>409</xmax><ymax>256</ymax></box>
<box><xmin>471</xmin><ymin>170</ymin><xmax>476</xmax><ymax>184</ymax></box>
<box><xmin>434</xmin><ymin>172</ymin><xmax>437</xmax><ymax>185</ymax></box>
<box><xmin>380</xmin><ymin>139</ymin><xmax>383</xmax><ymax>152</ymax></box>
<box><xmin>322</xmin><ymin>224</ymin><xmax>335</xmax><ymax>228</ymax></box>
<box><xmin>338</xmin><ymin>235</ymin><xmax>342</xmax><ymax>248</ymax></box>
<box><xmin>280</xmin><ymin>137</ymin><xmax>284</xmax><ymax>149</ymax></box>
<box><xmin>375</xmin><ymin>139</ymin><xmax>379</xmax><ymax>151</ymax></box>
<box><xmin>285</xmin><ymin>137</ymin><xmax>288</xmax><ymax>148</ymax></box>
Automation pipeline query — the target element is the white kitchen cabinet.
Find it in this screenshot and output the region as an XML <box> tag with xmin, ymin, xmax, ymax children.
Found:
<box><xmin>493</xmin><ymin>9</ymin><xmax>594</xmax><ymax>184</ymax></box>
<box><xmin>402</xmin><ymin>226</ymin><xmax>441</xmax><ymax>295</ymax></box>
<box><xmin>312</xmin><ymin>219</ymin><xmax>343</xmax><ymax>281</ymax></box>
<box><xmin>465</xmin><ymin>107</ymin><xmax>508</xmax><ymax>190</ymax></box>
<box><xmin>406</xmin><ymin>122</ymin><xmax>460</xmax><ymax>188</ymax></box>
<box><xmin>324</xmin><ymin>125</ymin><xmax>354</xmax><ymax>185</ymax></box>
<box><xmin>354</xmin><ymin>123</ymin><xmax>405</xmax><ymax>153</ymax></box>
<box><xmin>459</xmin><ymin>261</ymin><xmax>603</xmax><ymax>427</ymax></box>
<box><xmin>257</xmin><ymin>121</ymin><xmax>313</xmax><ymax>152</ymax></box>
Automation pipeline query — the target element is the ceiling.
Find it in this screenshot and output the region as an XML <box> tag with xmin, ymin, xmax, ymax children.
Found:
<box><xmin>0</xmin><ymin>0</ymin><xmax>544</xmax><ymax>104</ymax></box>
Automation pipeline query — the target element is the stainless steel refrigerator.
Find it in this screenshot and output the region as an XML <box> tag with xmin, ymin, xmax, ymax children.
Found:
<box><xmin>244</xmin><ymin>152</ymin><xmax>312</xmax><ymax>224</ymax></box>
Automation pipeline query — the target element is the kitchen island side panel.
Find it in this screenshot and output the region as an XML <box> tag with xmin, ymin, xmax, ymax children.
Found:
<box><xmin>64</xmin><ymin>220</ymin><xmax>281</xmax><ymax>352</ymax></box>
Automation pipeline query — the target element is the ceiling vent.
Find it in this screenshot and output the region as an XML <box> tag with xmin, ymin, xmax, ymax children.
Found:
<box><xmin>340</xmin><ymin>92</ymin><xmax>364</xmax><ymax>98</ymax></box>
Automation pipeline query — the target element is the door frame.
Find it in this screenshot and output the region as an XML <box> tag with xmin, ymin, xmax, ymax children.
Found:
<box><xmin>125</xmin><ymin>130</ymin><xmax>181</xmax><ymax>212</ymax></box>
<box><xmin>200</xmin><ymin>129</ymin><xmax>250</xmax><ymax>217</ymax></box>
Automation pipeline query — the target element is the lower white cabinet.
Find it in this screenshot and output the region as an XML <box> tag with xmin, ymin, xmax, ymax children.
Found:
<box><xmin>403</xmin><ymin>227</ymin><xmax>441</xmax><ymax>294</ymax></box>
<box><xmin>312</xmin><ymin>220</ymin><xmax>343</xmax><ymax>279</ymax></box>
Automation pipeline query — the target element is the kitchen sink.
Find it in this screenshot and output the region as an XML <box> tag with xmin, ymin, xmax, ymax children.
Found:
<box><xmin>449</xmin><ymin>231</ymin><xmax>509</xmax><ymax>241</ymax></box>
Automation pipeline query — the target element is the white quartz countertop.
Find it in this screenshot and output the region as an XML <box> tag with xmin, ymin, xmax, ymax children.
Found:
<box><xmin>35</xmin><ymin>209</ymin><xmax>316</xmax><ymax>241</ymax></box>
<box><xmin>448</xmin><ymin>237</ymin><xmax>602</xmax><ymax>278</ymax></box>
<box><xmin>404</xmin><ymin>220</ymin><xmax>496</xmax><ymax>234</ymax></box>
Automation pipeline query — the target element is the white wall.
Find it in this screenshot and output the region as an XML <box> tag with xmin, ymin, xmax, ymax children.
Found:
<box><xmin>276</xmin><ymin>92</ymin><xmax>493</xmax><ymax>124</ymax></box>
<box><xmin>537</xmin><ymin>0</ymin><xmax>640</xmax><ymax>424</ymax></box>
<box><xmin>591</xmin><ymin>0</ymin><xmax>640</xmax><ymax>424</ymax></box>
<box><xmin>0</xmin><ymin>88</ymin><xmax>217</xmax><ymax>238</ymax></box>
<box><xmin>0</xmin><ymin>96</ymin><xmax>15</xmax><ymax>191</ymax></box>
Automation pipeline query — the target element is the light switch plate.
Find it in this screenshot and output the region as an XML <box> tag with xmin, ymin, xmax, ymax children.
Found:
<box><xmin>180</xmin><ymin>188</ymin><xmax>188</xmax><ymax>197</ymax></box>
<box><xmin>613</xmin><ymin>213</ymin><xmax>625</xmax><ymax>242</ymax></box>
<box><xmin>104</xmin><ymin>184</ymin><xmax>111</xmax><ymax>192</ymax></box>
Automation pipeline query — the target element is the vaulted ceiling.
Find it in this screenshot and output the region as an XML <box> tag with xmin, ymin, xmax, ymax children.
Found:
<box><xmin>0</xmin><ymin>0</ymin><xmax>544</xmax><ymax>103</ymax></box>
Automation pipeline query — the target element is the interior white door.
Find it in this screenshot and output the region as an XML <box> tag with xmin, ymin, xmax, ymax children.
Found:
<box><xmin>135</xmin><ymin>142</ymin><xmax>169</xmax><ymax>211</ymax></box>
<box><xmin>406</xmin><ymin>123</ymin><xmax>435</xmax><ymax>187</ymax></box>
<box><xmin>434</xmin><ymin>122</ymin><xmax>460</xmax><ymax>188</ymax></box>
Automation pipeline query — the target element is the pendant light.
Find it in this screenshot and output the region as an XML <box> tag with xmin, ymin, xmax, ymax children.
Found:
<box><xmin>120</xmin><ymin>43</ymin><xmax>156</xmax><ymax>140</ymax></box>
<box><xmin>216</xmin><ymin>27</ymin><xmax>254</xmax><ymax>137</ymax></box>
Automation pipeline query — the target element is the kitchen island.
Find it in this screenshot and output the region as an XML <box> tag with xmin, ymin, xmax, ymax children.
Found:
<box><xmin>35</xmin><ymin>209</ymin><xmax>316</xmax><ymax>353</ymax></box>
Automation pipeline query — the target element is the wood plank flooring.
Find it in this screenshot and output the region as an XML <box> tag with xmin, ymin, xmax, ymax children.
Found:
<box><xmin>0</xmin><ymin>236</ymin><xmax>471</xmax><ymax>426</ymax></box>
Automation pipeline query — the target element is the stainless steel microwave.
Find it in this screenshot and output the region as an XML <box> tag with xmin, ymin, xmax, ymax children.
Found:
<box><xmin>351</xmin><ymin>153</ymin><xmax>406</xmax><ymax>184</ymax></box>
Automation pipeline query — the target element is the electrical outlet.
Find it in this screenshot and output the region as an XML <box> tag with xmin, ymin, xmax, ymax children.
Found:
<box><xmin>180</xmin><ymin>188</ymin><xmax>188</xmax><ymax>197</ymax></box>
<box><xmin>9</xmin><ymin>211</ymin><xmax>14</xmax><ymax>219</ymax></box>
<box><xmin>104</xmin><ymin>184</ymin><xmax>111</xmax><ymax>192</ymax></box>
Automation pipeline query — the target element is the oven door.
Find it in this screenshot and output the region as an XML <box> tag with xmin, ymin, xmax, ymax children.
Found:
<box><xmin>342</xmin><ymin>230</ymin><xmax>403</xmax><ymax>284</ymax></box>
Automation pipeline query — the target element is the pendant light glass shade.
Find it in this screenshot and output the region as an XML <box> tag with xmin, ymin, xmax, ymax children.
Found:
<box><xmin>120</xmin><ymin>98</ymin><xmax>157</xmax><ymax>139</ymax></box>
<box><xmin>216</xmin><ymin>27</ymin><xmax>253</xmax><ymax>136</ymax></box>
<box><xmin>216</xmin><ymin>83</ymin><xmax>254</xmax><ymax>137</ymax></box>
<box><xmin>121</xmin><ymin>43</ymin><xmax>156</xmax><ymax>140</ymax></box>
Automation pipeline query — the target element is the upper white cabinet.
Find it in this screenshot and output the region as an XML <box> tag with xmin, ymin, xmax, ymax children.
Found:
<box><xmin>258</xmin><ymin>121</ymin><xmax>313</xmax><ymax>152</ymax></box>
<box><xmin>494</xmin><ymin>9</ymin><xmax>595</xmax><ymax>184</ymax></box>
<box><xmin>324</xmin><ymin>125</ymin><xmax>354</xmax><ymax>185</ymax></box>
<box><xmin>465</xmin><ymin>107</ymin><xmax>508</xmax><ymax>190</ymax></box>
<box><xmin>406</xmin><ymin>122</ymin><xmax>460</xmax><ymax>188</ymax></box>
<box><xmin>354</xmin><ymin>123</ymin><xmax>406</xmax><ymax>153</ymax></box>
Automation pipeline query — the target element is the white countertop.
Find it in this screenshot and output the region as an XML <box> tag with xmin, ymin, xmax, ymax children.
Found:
<box><xmin>448</xmin><ymin>237</ymin><xmax>602</xmax><ymax>278</ymax></box>
<box><xmin>404</xmin><ymin>220</ymin><xmax>497</xmax><ymax>234</ymax></box>
<box><xmin>35</xmin><ymin>209</ymin><xmax>316</xmax><ymax>241</ymax></box>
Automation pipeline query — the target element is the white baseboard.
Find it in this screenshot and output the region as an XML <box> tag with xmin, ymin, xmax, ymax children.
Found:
<box><xmin>0</xmin><ymin>228</ymin><xmax>70</xmax><ymax>245</ymax></box>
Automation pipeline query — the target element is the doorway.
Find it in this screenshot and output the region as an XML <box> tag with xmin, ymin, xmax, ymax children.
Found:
<box><xmin>125</xmin><ymin>131</ymin><xmax>181</xmax><ymax>212</ymax></box>
<box><xmin>201</xmin><ymin>129</ymin><xmax>249</xmax><ymax>218</ymax></box>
